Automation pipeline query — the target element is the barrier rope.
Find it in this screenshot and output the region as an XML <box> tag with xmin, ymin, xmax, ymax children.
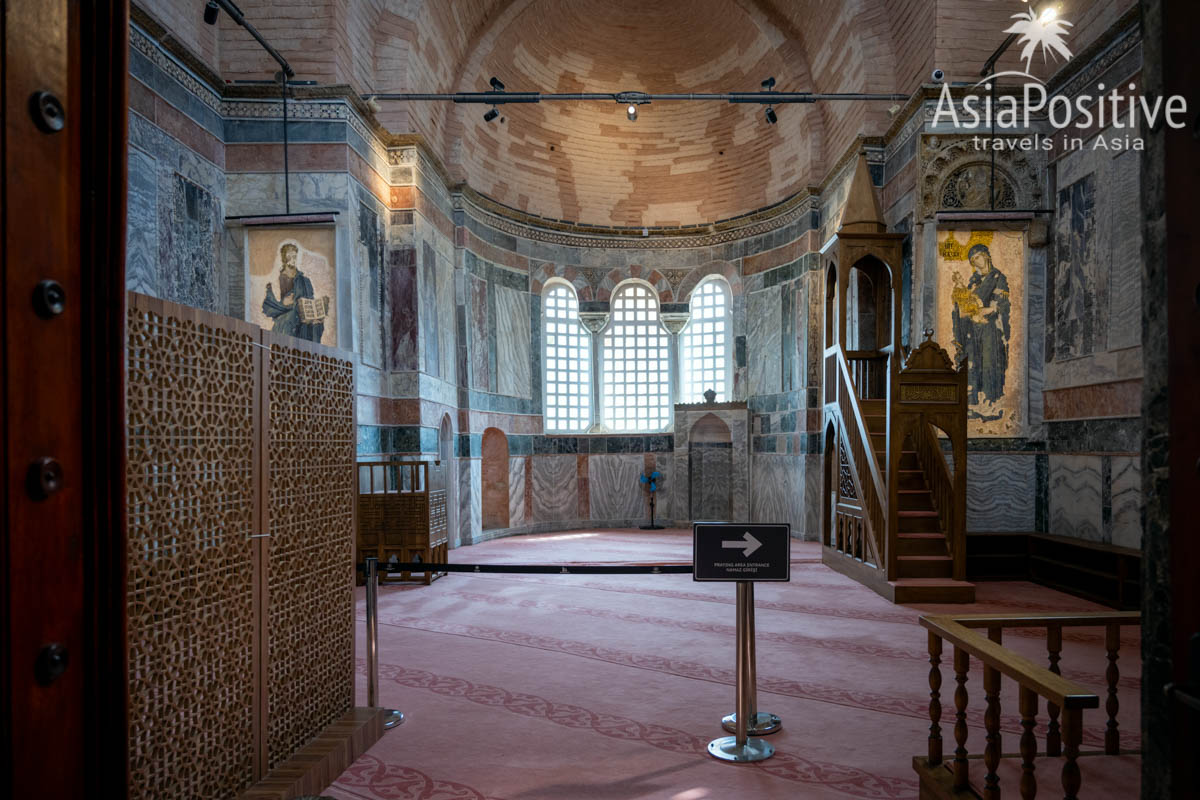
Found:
<box><xmin>357</xmin><ymin>561</ymin><xmax>693</xmax><ymax>575</ymax></box>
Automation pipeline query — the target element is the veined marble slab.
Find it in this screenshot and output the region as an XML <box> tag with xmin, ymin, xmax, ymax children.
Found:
<box><xmin>1110</xmin><ymin>455</ymin><xmax>1141</xmax><ymax>550</ymax></box>
<box><xmin>1049</xmin><ymin>454</ymin><xmax>1103</xmax><ymax>542</ymax></box>
<box><xmin>532</xmin><ymin>455</ymin><xmax>579</xmax><ymax>523</ymax></box>
<box><xmin>508</xmin><ymin>456</ymin><xmax>528</xmax><ymax>529</ymax></box>
<box><xmin>589</xmin><ymin>454</ymin><xmax>647</xmax><ymax>522</ymax></box>
<box><xmin>966</xmin><ymin>453</ymin><xmax>1036</xmax><ymax>532</ymax></box>
<box><xmin>495</xmin><ymin>285</ymin><xmax>532</xmax><ymax>399</ymax></box>
<box><xmin>747</xmin><ymin>287</ymin><xmax>782</xmax><ymax>396</ymax></box>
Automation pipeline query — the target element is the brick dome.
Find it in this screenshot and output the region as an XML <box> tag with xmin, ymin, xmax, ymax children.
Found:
<box><xmin>442</xmin><ymin>0</ymin><xmax>830</xmax><ymax>228</ymax></box>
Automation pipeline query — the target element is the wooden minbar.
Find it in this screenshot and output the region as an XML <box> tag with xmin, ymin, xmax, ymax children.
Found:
<box><xmin>356</xmin><ymin>460</ymin><xmax>449</xmax><ymax>584</ymax></box>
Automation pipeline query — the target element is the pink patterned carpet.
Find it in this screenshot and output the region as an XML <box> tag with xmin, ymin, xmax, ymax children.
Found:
<box><xmin>327</xmin><ymin>530</ymin><xmax>1140</xmax><ymax>800</ymax></box>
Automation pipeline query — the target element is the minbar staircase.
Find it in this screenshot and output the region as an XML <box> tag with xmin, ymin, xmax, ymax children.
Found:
<box><xmin>820</xmin><ymin>154</ymin><xmax>974</xmax><ymax>604</ymax></box>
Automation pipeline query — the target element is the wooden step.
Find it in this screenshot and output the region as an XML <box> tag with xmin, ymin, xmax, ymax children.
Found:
<box><xmin>898</xmin><ymin>489</ymin><xmax>935</xmax><ymax>512</ymax></box>
<box><xmin>896</xmin><ymin>532</ymin><xmax>948</xmax><ymax>557</ymax></box>
<box><xmin>859</xmin><ymin>398</ymin><xmax>885</xmax><ymax>415</ymax></box>
<box><xmin>863</xmin><ymin>414</ymin><xmax>887</xmax><ymax>433</ymax></box>
<box><xmin>897</xmin><ymin>554</ymin><xmax>954</xmax><ymax>579</ymax></box>
<box><xmin>890</xmin><ymin>578</ymin><xmax>976</xmax><ymax>604</ymax></box>
<box><xmin>897</xmin><ymin>470</ymin><xmax>928</xmax><ymax>491</ymax></box>
<box><xmin>898</xmin><ymin>509</ymin><xmax>941</xmax><ymax>533</ymax></box>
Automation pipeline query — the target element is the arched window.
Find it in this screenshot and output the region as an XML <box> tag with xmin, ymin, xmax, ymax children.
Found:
<box><xmin>681</xmin><ymin>278</ymin><xmax>732</xmax><ymax>403</ymax></box>
<box><xmin>542</xmin><ymin>283</ymin><xmax>591</xmax><ymax>432</ymax></box>
<box><xmin>601</xmin><ymin>282</ymin><xmax>670</xmax><ymax>432</ymax></box>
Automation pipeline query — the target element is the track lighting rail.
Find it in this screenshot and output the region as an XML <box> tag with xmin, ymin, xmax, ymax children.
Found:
<box><xmin>367</xmin><ymin>91</ymin><xmax>907</xmax><ymax>104</ymax></box>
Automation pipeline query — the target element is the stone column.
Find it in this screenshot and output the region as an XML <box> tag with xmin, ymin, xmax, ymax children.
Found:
<box><xmin>659</xmin><ymin>303</ymin><xmax>691</xmax><ymax>407</ymax></box>
<box><xmin>578</xmin><ymin>302</ymin><xmax>610</xmax><ymax>433</ymax></box>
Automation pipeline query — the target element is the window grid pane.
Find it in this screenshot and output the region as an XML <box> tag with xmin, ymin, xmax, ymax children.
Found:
<box><xmin>602</xmin><ymin>285</ymin><xmax>670</xmax><ymax>432</ymax></box>
<box><xmin>542</xmin><ymin>286</ymin><xmax>591</xmax><ymax>432</ymax></box>
<box><xmin>682</xmin><ymin>280</ymin><xmax>731</xmax><ymax>403</ymax></box>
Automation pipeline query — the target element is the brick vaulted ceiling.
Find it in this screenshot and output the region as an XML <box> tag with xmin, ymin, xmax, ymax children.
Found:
<box><xmin>156</xmin><ymin>0</ymin><xmax>1132</xmax><ymax>228</ymax></box>
<box><xmin>421</xmin><ymin>0</ymin><xmax>899</xmax><ymax>227</ymax></box>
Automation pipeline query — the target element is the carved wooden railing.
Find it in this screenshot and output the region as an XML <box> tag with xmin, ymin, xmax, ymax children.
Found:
<box><xmin>829</xmin><ymin>346</ymin><xmax>888</xmax><ymax>568</ymax></box>
<box><xmin>844</xmin><ymin>349</ymin><xmax>889</xmax><ymax>400</ymax></box>
<box><xmin>916</xmin><ymin>612</ymin><xmax>1141</xmax><ymax>800</ymax></box>
<box><xmin>910</xmin><ymin>420</ymin><xmax>963</xmax><ymax>580</ymax></box>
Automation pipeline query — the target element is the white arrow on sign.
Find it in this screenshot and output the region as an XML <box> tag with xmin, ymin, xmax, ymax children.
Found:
<box><xmin>721</xmin><ymin>531</ymin><xmax>763</xmax><ymax>558</ymax></box>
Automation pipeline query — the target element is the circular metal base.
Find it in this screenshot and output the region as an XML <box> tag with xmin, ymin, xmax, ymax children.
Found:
<box><xmin>383</xmin><ymin>709</ymin><xmax>405</xmax><ymax>729</ymax></box>
<box><xmin>721</xmin><ymin>711</ymin><xmax>782</xmax><ymax>735</ymax></box>
<box><xmin>707</xmin><ymin>735</ymin><xmax>775</xmax><ymax>762</ymax></box>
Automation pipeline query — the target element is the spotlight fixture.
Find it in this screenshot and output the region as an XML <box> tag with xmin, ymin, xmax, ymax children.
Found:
<box><xmin>483</xmin><ymin>107</ymin><xmax>499</xmax><ymax>122</ymax></box>
<box><xmin>765</xmin><ymin>106</ymin><xmax>778</xmax><ymax>124</ymax></box>
<box><xmin>489</xmin><ymin>76</ymin><xmax>505</xmax><ymax>92</ymax></box>
<box><xmin>627</xmin><ymin>104</ymin><xmax>638</xmax><ymax>121</ymax></box>
<box><xmin>203</xmin><ymin>0</ymin><xmax>220</xmax><ymax>24</ymax></box>
<box><xmin>761</xmin><ymin>76</ymin><xmax>776</xmax><ymax>91</ymax></box>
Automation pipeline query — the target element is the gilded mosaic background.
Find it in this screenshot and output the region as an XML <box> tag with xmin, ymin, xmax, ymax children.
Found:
<box><xmin>936</xmin><ymin>229</ymin><xmax>1025</xmax><ymax>437</ymax></box>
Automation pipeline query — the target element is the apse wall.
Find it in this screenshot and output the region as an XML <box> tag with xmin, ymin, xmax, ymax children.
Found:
<box><xmin>124</xmin><ymin>1</ymin><xmax>1146</xmax><ymax>553</ymax></box>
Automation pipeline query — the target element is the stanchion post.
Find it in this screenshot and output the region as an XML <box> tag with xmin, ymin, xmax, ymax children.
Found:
<box><xmin>721</xmin><ymin>581</ymin><xmax>782</xmax><ymax>736</ymax></box>
<box><xmin>708</xmin><ymin>581</ymin><xmax>774</xmax><ymax>762</ymax></box>
<box><xmin>364</xmin><ymin>556</ymin><xmax>405</xmax><ymax>729</ymax></box>
<box><xmin>366</xmin><ymin>556</ymin><xmax>379</xmax><ymax>707</ymax></box>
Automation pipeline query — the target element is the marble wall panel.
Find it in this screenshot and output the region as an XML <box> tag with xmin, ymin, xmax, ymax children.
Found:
<box><xmin>420</xmin><ymin>241</ymin><xmax>440</xmax><ymax>378</ymax></box>
<box><xmin>965</xmin><ymin>454</ymin><xmax>1037</xmax><ymax>532</ymax></box>
<box><xmin>495</xmin><ymin>285</ymin><xmax>532</xmax><ymax>399</ymax></box>
<box><xmin>1053</xmin><ymin>173</ymin><xmax>1105</xmax><ymax>360</ymax></box>
<box><xmin>1108</xmin><ymin>150</ymin><xmax>1141</xmax><ymax>352</ymax></box>
<box><xmin>1049</xmin><ymin>454</ymin><xmax>1103</xmax><ymax>542</ymax></box>
<box><xmin>481</xmin><ymin>429</ymin><xmax>509</xmax><ymax>530</ymax></box>
<box><xmin>436</xmin><ymin>239</ymin><xmax>457</xmax><ymax>383</ymax></box>
<box><xmin>751</xmin><ymin>454</ymin><xmax>804</xmax><ymax>533</ymax></box>
<box><xmin>357</xmin><ymin>202</ymin><xmax>384</xmax><ymax>368</ymax></box>
<box><xmin>802</xmin><ymin>453</ymin><xmax>822</xmax><ymax>540</ymax></box>
<box><xmin>1110</xmin><ymin>455</ymin><xmax>1141</xmax><ymax>550</ymax></box>
<box><xmin>469</xmin><ymin>276</ymin><xmax>490</xmax><ymax>391</ymax></box>
<box><xmin>532</xmin><ymin>455</ymin><xmax>579</xmax><ymax>524</ymax></box>
<box><xmin>458</xmin><ymin>458</ymin><xmax>481</xmax><ymax>547</ymax></box>
<box><xmin>127</xmin><ymin>146</ymin><xmax>158</xmax><ymax>296</ymax></box>
<box><xmin>588</xmin><ymin>454</ymin><xmax>646</xmax><ymax>521</ymax></box>
<box><xmin>747</xmin><ymin>286</ymin><xmax>782</xmax><ymax>396</ymax></box>
<box><xmin>388</xmin><ymin>248</ymin><xmax>418</xmax><ymax>370</ymax></box>
<box><xmin>508</xmin><ymin>456</ymin><xmax>528</xmax><ymax>529</ymax></box>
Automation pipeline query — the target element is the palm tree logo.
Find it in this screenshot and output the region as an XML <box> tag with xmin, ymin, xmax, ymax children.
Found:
<box><xmin>1004</xmin><ymin>8</ymin><xmax>1073</xmax><ymax>76</ymax></box>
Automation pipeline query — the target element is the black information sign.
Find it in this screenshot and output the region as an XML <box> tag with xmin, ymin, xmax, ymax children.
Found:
<box><xmin>692</xmin><ymin>523</ymin><xmax>791</xmax><ymax>582</ymax></box>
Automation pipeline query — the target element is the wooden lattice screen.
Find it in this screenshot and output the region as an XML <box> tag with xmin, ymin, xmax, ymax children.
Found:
<box><xmin>125</xmin><ymin>293</ymin><xmax>356</xmax><ymax>799</ymax></box>
<box><xmin>265</xmin><ymin>336</ymin><xmax>356</xmax><ymax>768</ymax></box>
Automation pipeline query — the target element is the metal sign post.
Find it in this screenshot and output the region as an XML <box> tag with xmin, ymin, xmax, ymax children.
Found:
<box><xmin>365</xmin><ymin>557</ymin><xmax>405</xmax><ymax>729</ymax></box>
<box><xmin>694</xmin><ymin>523</ymin><xmax>790</xmax><ymax>762</ymax></box>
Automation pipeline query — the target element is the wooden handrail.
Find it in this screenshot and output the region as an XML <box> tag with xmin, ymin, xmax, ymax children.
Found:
<box><xmin>921</xmin><ymin>616</ymin><xmax>1100</xmax><ymax>709</ymax></box>
<box><xmin>949</xmin><ymin>612</ymin><xmax>1141</xmax><ymax>629</ymax></box>
<box><xmin>834</xmin><ymin>348</ymin><xmax>888</xmax><ymax>565</ymax></box>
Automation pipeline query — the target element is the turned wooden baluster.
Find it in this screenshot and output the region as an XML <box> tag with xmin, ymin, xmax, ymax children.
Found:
<box><xmin>983</xmin><ymin>627</ymin><xmax>1003</xmax><ymax>799</ymax></box>
<box><xmin>1019</xmin><ymin>685</ymin><xmax>1038</xmax><ymax>800</ymax></box>
<box><xmin>1061</xmin><ymin>707</ymin><xmax>1083</xmax><ymax>800</ymax></box>
<box><xmin>1045</xmin><ymin>624</ymin><xmax>1062</xmax><ymax>757</ymax></box>
<box><xmin>953</xmin><ymin>646</ymin><xmax>970</xmax><ymax>791</ymax></box>
<box><xmin>928</xmin><ymin>632</ymin><xmax>943</xmax><ymax>765</ymax></box>
<box><xmin>1105</xmin><ymin>623</ymin><xmax>1120</xmax><ymax>755</ymax></box>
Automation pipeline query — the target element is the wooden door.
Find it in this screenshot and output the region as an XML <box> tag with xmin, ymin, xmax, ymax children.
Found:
<box><xmin>1</xmin><ymin>1</ymin><xmax>128</xmax><ymax>796</ymax></box>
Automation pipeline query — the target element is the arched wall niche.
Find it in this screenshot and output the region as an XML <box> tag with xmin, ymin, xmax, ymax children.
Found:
<box><xmin>481</xmin><ymin>427</ymin><xmax>510</xmax><ymax>531</ymax></box>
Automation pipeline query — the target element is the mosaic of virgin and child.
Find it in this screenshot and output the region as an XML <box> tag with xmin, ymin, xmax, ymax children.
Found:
<box><xmin>951</xmin><ymin>243</ymin><xmax>1011</xmax><ymax>420</ymax></box>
